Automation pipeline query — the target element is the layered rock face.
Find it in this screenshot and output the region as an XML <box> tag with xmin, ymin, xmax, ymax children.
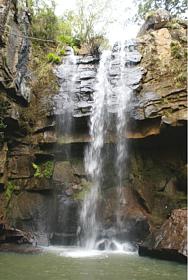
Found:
<box><xmin>139</xmin><ymin>209</ymin><xmax>187</xmax><ymax>262</ymax></box>
<box><xmin>0</xmin><ymin>2</ymin><xmax>187</xmax><ymax>261</ymax></box>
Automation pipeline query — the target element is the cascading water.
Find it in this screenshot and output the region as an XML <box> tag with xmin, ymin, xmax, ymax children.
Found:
<box><xmin>53</xmin><ymin>34</ymin><xmax>142</xmax><ymax>253</ymax></box>
<box><xmin>54</xmin><ymin>47</ymin><xmax>78</xmax><ymax>139</ymax></box>
<box><xmin>115</xmin><ymin>41</ymin><xmax>133</xmax><ymax>231</ymax></box>
<box><xmin>80</xmin><ymin>41</ymin><xmax>136</xmax><ymax>251</ymax></box>
<box><xmin>80</xmin><ymin>52</ymin><xmax>111</xmax><ymax>249</ymax></box>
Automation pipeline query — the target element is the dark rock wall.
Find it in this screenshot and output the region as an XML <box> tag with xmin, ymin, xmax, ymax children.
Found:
<box><xmin>0</xmin><ymin>2</ymin><xmax>187</xmax><ymax>251</ymax></box>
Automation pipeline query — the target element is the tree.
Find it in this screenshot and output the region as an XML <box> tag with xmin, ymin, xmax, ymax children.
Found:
<box><xmin>135</xmin><ymin>0</ymin><xmax>187</xmax><ymax>21</ymax></box>
<box><xmin>30</xmin><ymin>0</ymin><xmax>59</xmax><ymax>41</ymax></box>
<box><xmin>69</xmin><ymin>0</ymin><xmax>113</xmax><ymax>45</ymax></box>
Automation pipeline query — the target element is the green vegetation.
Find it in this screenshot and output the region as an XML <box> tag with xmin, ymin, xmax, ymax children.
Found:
<box><xmin>59</xmin><ymin>49</ymin><xmax>66</xmax><ymax>56</ymax></box>
<box><xmin>165</xmin><ymin>22</ymin><xmax>180</xmax><ymax>29</ymax></box>
<box><xmin>5</xmin><ymin>181</ymin><xmax>15</xmax><ymax>201</ymax></box>
<box><xmin>47</xmin><ymin>53</ymin><xmax>61</xmax><ymax>64</ymax></box>
<box><xmin>43</xmin><ymin>161</ymin><xmax>54</xmax><ymax>179</ymax></box>
<box><xmin>175</xmin><ymin>71</ymin><xmax>187</xmax><ymax>88</ymax></box>
<box><xmin>30</xmin><ymin>42</ymin><xmax>59</xmax><ymax>95</ymax></box>
<box><xmin>135</xmin><ymin>0</ymin><xmax>187</xmax><ymax>21</ymax></box>
<box><xmin>32</xmin><ymin>163</ymin><xmax>43</xmax><ymax>178</ymax></box>
<box><xmin>175</xmin><ymin>81</ymin><xmax>182</xmax><ymax>88</ymax></box>
<box><xmin>176</xmin><ymin>72</ymin><xmax>187</xmax><ymax>83</ymax></box>
<box><xmin>19</xmin><ymin>0</ymin><xmax>110</xmax><ymax>56</ymax></box>
<box><xmin>32</xmin><ymin>161</ymin><xmax>54</xmax><ymax>179</ymax></box>
<box><xmin>170</xmin><ymin>41</ymin><xmax>183</xmax><ymax>59</ymax></box>
<box><xmin>30</xmin><ymin>0</ymin><xmax>59</xmax><ymax>41</ymax></box>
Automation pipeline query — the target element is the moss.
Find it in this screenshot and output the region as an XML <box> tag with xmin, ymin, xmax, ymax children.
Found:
<box><xmin>170</xmin><ymin>41</ymin><xmax>183</xmax><ymax>59</ymax></box>
<box><xmin>5</xmin><ymin>181</ymin><xmax>15</xmax><ymax>202</ymax></box>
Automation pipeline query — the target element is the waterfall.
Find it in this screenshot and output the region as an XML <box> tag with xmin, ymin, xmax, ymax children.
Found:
<box><xmin>115</xmin><ymin>41</ymin><xmax>133</xmax><ymax>230</ymax></box>
<box><xmin>54</xmin><ymin>47</ymin><xmax>78</xmax><ymax>139</ymax></box>
<box><xmin>80</xmin><ymin>51</ymin><xmax>111</xmax><ymax>249</ymax></box>
<box><xmin>54</xmin><ymin>41</ymin><xmax>141</xmax><ymax>251</ymax></box>
<box><xmin>80</xmin><ymin>41</ymin><xmax>135</xmax><ymax>250</ymax></box>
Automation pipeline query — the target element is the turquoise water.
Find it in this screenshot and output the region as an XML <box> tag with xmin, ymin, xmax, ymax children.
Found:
<box><xmin>0</xmin><ymin>247</ymin><xmax>186</xmax><ymax>280</ymax></box>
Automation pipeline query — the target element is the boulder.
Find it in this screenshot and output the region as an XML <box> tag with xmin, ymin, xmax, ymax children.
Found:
<box><xmin>139</xmin><ymin>209</ymin><xmax>187</xmax><ymax>263</ymax></box>
<box><xmin>0</xmin><ymin>223</ymin><xmax>34</xmax><ymax>244</ymax></box>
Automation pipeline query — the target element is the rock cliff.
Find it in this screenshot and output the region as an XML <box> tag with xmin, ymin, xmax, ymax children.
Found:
<box><xmin>0</xmin><ymin>1</ymin><xmax>187</xmax><ymax>262</ymax></box>
<box><xmin>139</xmin><ymin>208</ymin><xmax>187</xmax><ymax>262</ymax></box>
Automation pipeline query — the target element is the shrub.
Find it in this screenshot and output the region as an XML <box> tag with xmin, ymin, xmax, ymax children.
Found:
<box><xmin>171</xmin><ymin>41</ymin><xmax>183</xmax><ymax>59</ymax></box>
<box><xmin>59</xmin><ymin>49</ymin><xmax>66</xmax><ymax>56</ymax></box>
<box><xmin>43</xmin><ymin>161</ymin><xmax>54</xmax><ymax>179</ymax></box>
<box><xmin>31</xmin><ymin>2</ymin><xmax>59</xmax><ymax>42</ymax></box>
<box><xmin>73</xmin><ymin>46</ymin><xmax>80</xmax><ymax>55</ymax></box>
<box><xmin>32</xmin><ymin>161</ymin><xmax>54</xmax><ymax>179</ymax></box>
<box><xmin>47</xmin><ymin>53</ymin><xmax>61</xmax><ymax>64</ymax></box>
<box><xmin>32</xmin><ymin>163</ymin><xmax>43</xmax><ymax>178</ymax></box>
<box><xmin>58</xmin><ymin>34</ymin><xmax>75</xmax><ymax>47</ymax></box>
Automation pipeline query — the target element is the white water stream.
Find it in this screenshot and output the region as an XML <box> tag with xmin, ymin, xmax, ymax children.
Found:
<box><xmin>54</xmin><ymin>40</ymin><xmax>138</xmax><ymax>253</ymax></box>
<box><xmin>80</xmin><ymin>41</ymin><xmax>134</xmax><ymax>250</ymax></box>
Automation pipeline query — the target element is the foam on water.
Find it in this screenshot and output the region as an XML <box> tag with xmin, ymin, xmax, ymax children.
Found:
<box><xmin>43</xmin><ymin>243</ymin><xmax>137</xmax><ymax>259</ymax></box>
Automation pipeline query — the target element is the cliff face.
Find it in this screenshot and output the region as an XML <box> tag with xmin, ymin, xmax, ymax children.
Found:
<box><xmin>0</xmin><ymin>2</ymin><xmax>187</xmax><ymax>257</ymax></box>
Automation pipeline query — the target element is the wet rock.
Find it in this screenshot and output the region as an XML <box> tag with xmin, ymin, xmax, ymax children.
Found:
<box><xmin>53</xmin><ymin>161</ymin><xmax>75</xmax><ymax>185</ymax></box>
<box><xmin>125</xmin><ymin>51</ymin><xmax>142</xmax><ymax>64</ymax></box>
<box><xmin>80</xmin><ymin>70</ymin><xmax>97</xmax><ymax>80</ymax></box>
<box><xmin>139</xmin><ymin>209</ymin><xmax>187</xmax><ymax>263</ymax></box>
<box><xmin>7</xmin><ymin>191</ymin><xmax>54</xmax><ymax>245</ymax></box>
<box><xmin>0</xmin><ymin>0</ymin><xmax>31</xmax><ymax>104</ymax></box>
<box><xmin>79</xmin><ymin>56</ymin><xmax>100</xmax><ymax>64</ymax></box>
<box><xmin>0</xmin><ymin>143</ymin><xmax>8</xmax><ymax>175</ymax></box>
<box><xmin>100</xmin><ymin>187</ymin><xmax>150</xmax><ymax>243</ymax></box>
<box><xmin>8</xmin><ymin>155</ymin><xmax>34</xmax><ymax>179</ymax></box>
<box><xmin>0</xmin><ymin>243</ymin><xmax>43</xmax><ymax>254</ymax></box>
<box><xmin>51</xmin><ymin>197</ymin><xmax>79</xmax><ymax>245</ymax></box>
<box><xmin>0</xmin><ymin>223</ymin><xmax>34</xmax><ymax>244</ymax></box>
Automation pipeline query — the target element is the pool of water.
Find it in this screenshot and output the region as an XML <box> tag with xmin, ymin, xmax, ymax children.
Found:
<box><xmin>0</xmin><ymin>246</ymin><xmax>186</xmax><ymax>280</ymax></box>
